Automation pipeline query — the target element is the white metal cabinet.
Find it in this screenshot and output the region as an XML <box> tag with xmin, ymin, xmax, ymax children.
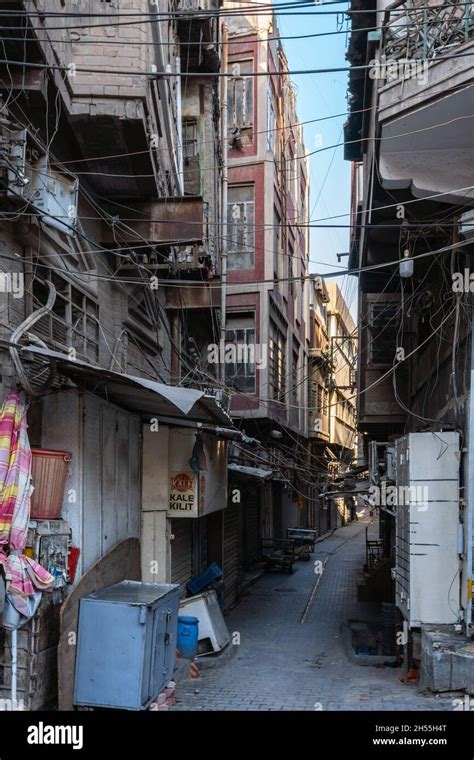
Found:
<box><xmin>395</xmin><ymin>432</ymin><xmax>460</xmax><ymax>627</ymax></box>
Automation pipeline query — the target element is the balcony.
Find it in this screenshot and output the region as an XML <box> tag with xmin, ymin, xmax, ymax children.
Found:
<box><xmin>99</xmin><ymin>196</ymin><xmax>218</xmax><ymax>277</ymax></box>
<box><xmin>0</xmin><ymin>1</ymin><xmax>181</xmax><ymax>199</ymax></box>
<box><xmin>177</xmin><ymin>0</ymin><xmax>220</xmax><ymax>74</ymax></box>
<box><xmin>100</xmin><ymin>197</ymin><xmax>204</xmax><ymax>246</ymax></box>
<box><xmin>375</xmin><ymin>1</ymin><xmax>474</xmax><ymax>207</ymax></box>
<box><xmin>383</xmin><ymin>0</ymin><xmax>473</xmax><ymax>63</ymax></box>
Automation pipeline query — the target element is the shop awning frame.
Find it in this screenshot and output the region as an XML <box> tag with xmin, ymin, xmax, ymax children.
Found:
<box><xmin>228</xmin><ymin>463</ymin><xmax>274</xmax><ymax>480</ymax></box>
<box><xmin>19</xmin><ymin>345</ymin><xmax>231</xmax><ymax>425</ymax></box>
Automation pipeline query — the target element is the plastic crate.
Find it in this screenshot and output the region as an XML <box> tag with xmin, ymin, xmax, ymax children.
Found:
<box><xmin>186</xmin><ymin>562</ymin><xmax>222</xmax><ymax>596</ymax></box>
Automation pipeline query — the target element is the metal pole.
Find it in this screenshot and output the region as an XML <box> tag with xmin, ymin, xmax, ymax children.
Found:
<box><xmin>176</xmin><ymin>56</ymin><xmax>184</xmax><ymax>195</ymax></box>
<box><xmin>11</xmin><ymin>628</ymin><xmax>17</xmax><ymax>705</ymax></box>
<box><xmin>219</xmin><ymin>23</ymin><xmax>229</xmax><ymax>382</ymax></box>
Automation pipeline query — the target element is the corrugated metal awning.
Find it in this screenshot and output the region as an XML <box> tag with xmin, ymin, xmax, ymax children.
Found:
<box><xmin>228</xmin><ymin>463</ymin><xmax>274</xmax><ymax>480</ymax></box>
<box><xmin>19</xmin><ymin>345</ymin><xmax>231</xmax><ymax>425</ymax></box>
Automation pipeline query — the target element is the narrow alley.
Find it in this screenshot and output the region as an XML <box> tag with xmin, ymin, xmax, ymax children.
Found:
<box><xmin>173</xmin><ymin>515</ymin><xmax>453</xmax><ymax>711</ymax></box>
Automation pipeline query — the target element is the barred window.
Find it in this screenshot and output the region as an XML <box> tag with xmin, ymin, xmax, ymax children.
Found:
<box><xmin>369</xmin><ymin>301</ymin><xmax>399</xmax><ymax>365</ymax></box>
<box><xmin>225</xmin><ymin>316</ymin><xmax>256</xmax><ymax>394</ymax></box>
<box><xmin>32</xmin><ymin>271</ymin><xmax>99</xmax><ymax>363</ymax></box>
<box><xmin>269</xmin><ymin>320</ymin><xmax>286</xmax><ymax>401</ymax></box>
<box><xmin>182</xmin><ymin>119</ymin><xmax>198</xmax><ymax>159</ymax></box>
<box><xmin>228</xmin><ymin>60</ymin><xmax>254</xmax><ymax>141</ymax></box>
<box><xmin>227</xmin><ymin>185</ymin><xmax>254</xmax><ymax>270</ymax></box>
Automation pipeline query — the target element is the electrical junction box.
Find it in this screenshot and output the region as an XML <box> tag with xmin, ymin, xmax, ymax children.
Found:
<box><xmin>74</xmin><ymin>581</ymin><xmax>180</xmax><ymax>710</ymax></box>
<box><xmin>395</xmin><ymin>432</ymin><xmax>460</xmax><ymax>628</ymax></box>
<box><xmin>25</xmin><ymin>156</ymin><xmax>79</xmax><ymax>236</ymax></box>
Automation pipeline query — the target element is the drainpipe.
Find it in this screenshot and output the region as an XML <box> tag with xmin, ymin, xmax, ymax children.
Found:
<box><xmin>10</xmin><ymin>281</ymin><xmax>57</xmax><ymax>396</ymax></box>
<box><xmin>150</xmin><ymin>18</ymin><xmax>181</xmax><ymax>194</ymax></box>
<box><xmin>219</xmin><ymin>23</ymin><xmax>229</xmax><ymax>382</ymax></box>
<box><xmin>176</xmin><ymin>56</ymin><xmax>184</xmax><ymax>194</ymax></box>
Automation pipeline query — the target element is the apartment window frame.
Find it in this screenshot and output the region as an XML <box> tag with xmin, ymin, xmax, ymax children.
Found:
<box><xmin>224</xmin><ymin>314</ymin><xmax>257</xmax><ymax>394</ymax></box>
<box><xmin>266</xmin><ymin>83</ymin><xmax>276</xmax><ymax>153</ymax></box>
<box><xmin>291</xmin><ymin>346</ymin><xmax>299</xmax><ymax>406</ymax></box>
<box><xmin>125</xmin><ymin>287</ymin><xmax>161</xmax><ymax>357</ymax></box>
<box><xmin>368</xmin><ymin>300</ymin><xmax>399</xmax><ymax>367</ymax></box>
<box><xmin>228</xmin><ymin>59</ymin><xmax>254</xmax><ymax>142</ymax></box>
<box><xmin>273</xmin><ymin>206</ymin><xmax>281</xmax><ymax>281</ymax></box>
<box><xmin>269</xmin><ymin>318</ymin><xmax>287</xmax><ymax>402</ymax></box>
<box><xmin>31</xmin><ymin>270</ymin><xmax>99</xmax><ymax>363</ymax></box>
<box><xmin>227</xmin><ymin>184</ymin><xmax>255</xmax><ymax>271</ymax></box>
<box><xmin>182</xmin><ymin>118</ymin><xmax>198</xmax><ymax>160</ymax></box>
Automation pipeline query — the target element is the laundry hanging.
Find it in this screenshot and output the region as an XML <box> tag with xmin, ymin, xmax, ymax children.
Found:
<box><xmin>0</xmin><ymin>391</ymin><xmax>54</xmax><ymax>629</ymax></box>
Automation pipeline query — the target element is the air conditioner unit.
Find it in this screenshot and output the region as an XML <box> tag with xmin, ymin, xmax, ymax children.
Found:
<box><xmin>25</xmin><ymin>156</ymin><xmax>79</xmax><ymax>237</ymax></box>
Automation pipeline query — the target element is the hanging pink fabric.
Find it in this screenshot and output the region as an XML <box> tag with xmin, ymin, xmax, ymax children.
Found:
<box><xmin>0</xmin><ymin>391</ymin><xmax>54</xmax><ymax>621</ymax></box>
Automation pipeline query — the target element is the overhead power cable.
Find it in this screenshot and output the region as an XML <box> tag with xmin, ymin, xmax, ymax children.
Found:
<box><xmin>3</xmin><ymin>48</ymin><xmax>474</xmax><ymax>77</ymax></box>
<box><xmin>0</xmin><ymin>18</ymin><xmax>459</xmax><ymax>46</ymax></box>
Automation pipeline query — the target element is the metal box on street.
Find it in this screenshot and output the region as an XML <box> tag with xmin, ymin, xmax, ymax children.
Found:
<box><xmin>394</xmin><ymin>432</ymin><xmax>460</xmax><ymax>627</ymax></box>
<box><xmin>74</xmin><ymin>580</ymin><xmax>180</xmax><ymax>710</ymax></box>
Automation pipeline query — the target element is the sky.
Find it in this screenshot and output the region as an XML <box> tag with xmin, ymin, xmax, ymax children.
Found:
<box><xmin>275</xmin><ymin>2</ymin><xmax>358</xmax><ymax>315</ymax></box>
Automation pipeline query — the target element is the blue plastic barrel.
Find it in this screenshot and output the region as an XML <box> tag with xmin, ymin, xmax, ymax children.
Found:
<box><xmin>177</xmin><ymin>616</ymin><xmax>199</xmax><ymax>660</ymax></box>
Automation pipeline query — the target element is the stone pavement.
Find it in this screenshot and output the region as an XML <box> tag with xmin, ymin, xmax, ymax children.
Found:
<box><xmin>173</xmin><ymin>514</ymin><xmax>456</xmax><ymax>711</ymax></box>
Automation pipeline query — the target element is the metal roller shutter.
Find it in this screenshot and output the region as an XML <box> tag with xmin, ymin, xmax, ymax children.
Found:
<box><xmin>223</xmin><ymin>504</ymin><xmax>240</xmax><ymax>611</ymax></box>
<box><xmin>170</xmin><ymin>519</ymin><xmax>193</xmax><ymax>596</ymax></box>
<box><xmin>244</xmin><ymin>490</ymin><xmax>259</xmax><ymax>566</ymax></box>
<box><xmin>319</xmin><ymin>500</ymin><xmax>329</xmax><ymax>536</ymax></box>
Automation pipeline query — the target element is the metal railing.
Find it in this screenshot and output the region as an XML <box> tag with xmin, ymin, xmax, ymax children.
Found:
<box><xmin>384</xmin><ymin>0</ymin><xmax>474</xmax><ymax>61</ymax></box>
<box><xmin>178</xmin><ymin>0</ymin><xmax>216</xmax><ymax>12</ymax></box>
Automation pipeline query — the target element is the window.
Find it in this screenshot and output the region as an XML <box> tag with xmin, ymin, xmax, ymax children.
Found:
<box><xmin>228</xmin><ymin>60</ymin><xmax>254</xmax><ymax>142</ymax></box>
<box><xmin>267</xmin><ymin>84</ymin><xmax>276</xmax><ymax>153</ymax></box>
<box><xmin>316</xmin><ymin>384</ymin><xmax>323</xmax><ymax>413</ymax></box>
<box><xmin>182</xmin><ymin>119</ymin><xmax>198</xmax><ymax>159</ymax></box>
<box><xmin>369</xmin><ymin>301</ymin><xmax>399</xmax><ymax>365</ymax></box>
<box><xmin>32</xmin><ymin>271</ymin><xmax>99</xmax><ymax>363</ymax></box>
<box><xmin>227</xmin><ymin>185</ymin><xmax>254</xmax><ymax>270</ymax></box>
<box><xmin>125</xmin><ymin>287</ymin><xmax>161</xmax><ymax>357</ymax></box>
<box><xmin>225</xmin><ymin>316</ymin><xmax>256</xmax><ymax>393</ymax></box>
<box><xmin>291</xmin><ymin>348</ymin><xmax>298</xmax><ymax>405</ymax></box>
<box><xmin>312</xmin><ymin>383</ymin><xmax>328</xmax><ymax>416</ymax></box>
<box><xmin>299</xmin><ymin>174</ymin><xmax>307</xmax><ymax>225</ymax></box>
<box><xmin>273</xmin><ymin>208</ymin><xmax>281</xmax><ymax>281</ymax></box>
<box><xmin>269</xmin><ymin>319</ymin><xmax>287</xmax><ymax>401</ymax></box>
<box><xmin>285</xmin><ymin>243</ymin><xmax>292</xmax><ymax>298</ymax></box>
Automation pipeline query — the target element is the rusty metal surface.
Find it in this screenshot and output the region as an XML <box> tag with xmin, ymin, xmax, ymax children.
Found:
<box><xmin>165</xmin><ymin>282</ymin><xmax>221</xmax><ymax>309</ymax></box>
<box><xmin>101</xmin><ymin>197</ymin><xmax>204</xmax><ymax>245</ymax></box>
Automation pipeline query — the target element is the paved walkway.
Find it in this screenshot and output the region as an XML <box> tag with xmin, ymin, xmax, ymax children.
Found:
<box><xmin>173</xmin><ymin>515</ymin><xmax>455</xmax><ymax>711</ymax></box>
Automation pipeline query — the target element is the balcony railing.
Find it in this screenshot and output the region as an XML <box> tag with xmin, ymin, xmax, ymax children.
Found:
<box><xmin>384</xmin><ymin>0</ymin><xmax>473</xmax><ymax>61</ymax></box>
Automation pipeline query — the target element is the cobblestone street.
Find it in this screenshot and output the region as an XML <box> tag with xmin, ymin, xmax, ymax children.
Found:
<box><xmin>173</xmin><ymin>515</ymin><xmax>455</xmax><ymax>711</ymax></box>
